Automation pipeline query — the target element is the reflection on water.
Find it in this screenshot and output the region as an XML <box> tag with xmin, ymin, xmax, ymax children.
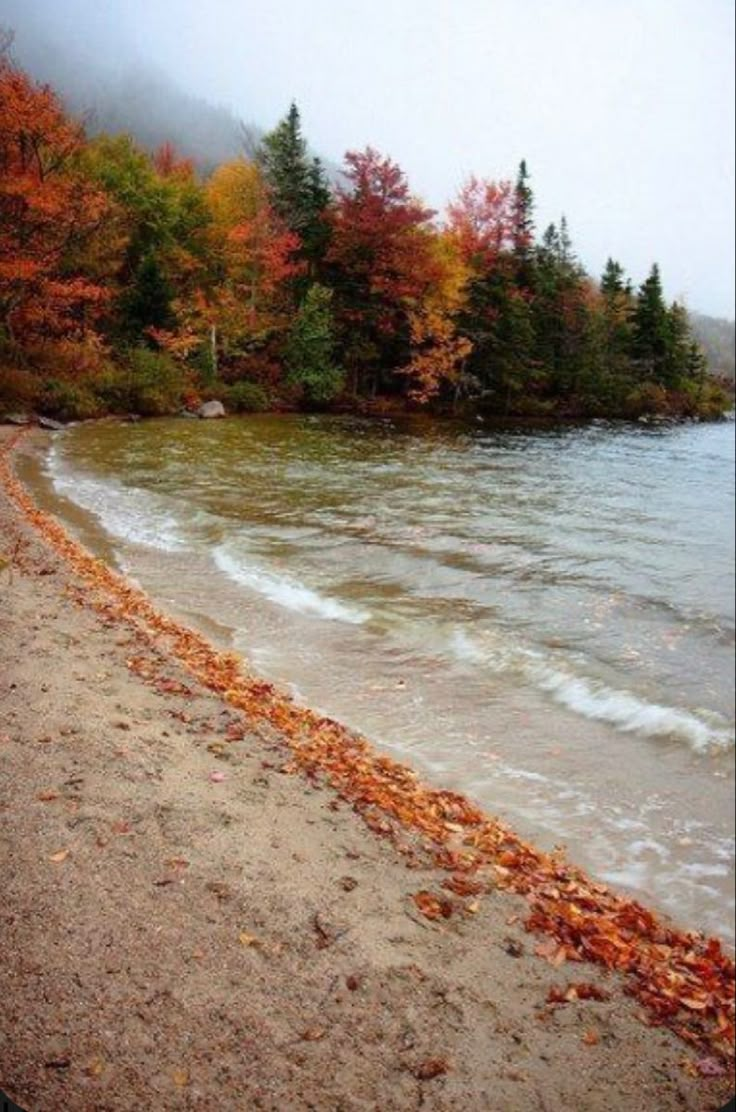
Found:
<box><xmin>31</xmin><ymin>413</ymin><xmax>735</xmax><ymax>941</ymax></box>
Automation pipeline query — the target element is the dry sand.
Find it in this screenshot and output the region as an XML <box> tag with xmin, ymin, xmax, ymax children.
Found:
<box><xmin>0</xmin><ymin>426</ymin><xmax>733</xmax><ymax>1111</ymax></box>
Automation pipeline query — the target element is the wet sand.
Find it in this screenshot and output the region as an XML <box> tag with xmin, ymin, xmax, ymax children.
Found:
<box><xmin>0</xmin><ymin>426</ymin><xmax>733</xmax><ymax>1111</ymax></box>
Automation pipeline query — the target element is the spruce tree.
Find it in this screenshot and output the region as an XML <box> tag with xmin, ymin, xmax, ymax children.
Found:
<box><xmin>664</xmin><ymin>301</ymin><xmax>693</xmax><ymax>386</ymax></box>
<box><xmin>601</xmin><ymin>257</ymin><xmax>626</xmax><ymax>299</ymax></box>
<box><xmin>119</xmin><ymin>252</ymin><xmax>174</xmax><ymax>342</ymax></box>
<box><xmin>258</xmin><ymin>103</ymin><xmax>331</xmax><ymax>273</ymax></box>
<box><xmin>285</xmin><ymin>283</ymin><xmax>343</xmax><ymax>404</ymax></box>
<box><xmin>632</xmin><ymin>264</ymin><xmax>671</xmax><ymax>383</ymax></box>
<box><xmin>512</xmin><ymin>159</ymin><xmax>535</xmax><ymax>261</ymax></box>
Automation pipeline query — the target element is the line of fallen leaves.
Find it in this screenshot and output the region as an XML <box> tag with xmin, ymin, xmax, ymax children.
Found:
<box><xmin>2</xmin><ymin>428</ymin><xmax>733</xmax><ymax>1063</ymax></box>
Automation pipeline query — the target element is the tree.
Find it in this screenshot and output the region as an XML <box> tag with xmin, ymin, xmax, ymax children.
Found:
<box><xmin>284</xmin><ymin>283</ymin><xmax>343</xmax><ymax>404</ymax></box>
<box><xmin>80</xmin><ymin>133</ymin><xmax>211</xmax><ymax>343</ymax></box>
<box><xmin>401</xmin><ymin>230</ymin><xmax>473</xmax><ymax>405</ymax></box>
<box><xmin>632</xmin><ymin>264</ymin><xmax>671</xmax><ymax>383</ymax></box>
<box><xmin>327</xmin><ymin>147</ymin><xmax>437</xmax><ymax>394</ymax></box>
<box><xmin>601</xmin><ymin>257</ymin><xmax>628</xmax><ymax>299</ymax></box>
<box><xmin>512</xmin><ymin>159</ymin><xmax>535</xmax><ymax>263</ymax></box>
<box><xmin>258</xmin><ymin>103</ymin><xmax>331</xmax><ymax>273</ymax></box>
<box><xmin>0</xmin><ymin>58</ymin><xmax>111</xmax><ymax>347</ymax></box>
<box><xmin>446</xmin><ymin>177</ymin><xmax>514</xmax><ymax>269</ymax></box>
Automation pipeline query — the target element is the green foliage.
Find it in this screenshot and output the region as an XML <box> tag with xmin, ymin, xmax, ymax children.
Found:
<box><xmin>259</xmin><ymin>103</ymin><xmax>331</xmax><ymax>273</ymax></box>
<box><xmin>118</xmin><ymin>253</ymin><xmax>175</xmax><ymax>341</ymax></box>
<box><xmin>224</xmin><ymin>381</ymin><xmax>270</xmax><ymax>412</ymax></box>
<box><xmin>285</xmin><ymin>284</ymin><xmax>344</xmax><ymax>404</ymax></box>
<box><xmin>96</xmin><ymin>348</ymin><xmax>186</xmax><ymax>416</ymax></box>
<box><xmin>40</xmin><ymin>379</ymin><xmax>104</xmax><ymax>421</ymax></box>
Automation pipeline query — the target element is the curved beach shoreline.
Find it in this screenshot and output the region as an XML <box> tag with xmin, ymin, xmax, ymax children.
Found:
<box><xmin>0</xmin><ymin>425</ymin><xmax>733</xmax><ymax>1111</ymax></box>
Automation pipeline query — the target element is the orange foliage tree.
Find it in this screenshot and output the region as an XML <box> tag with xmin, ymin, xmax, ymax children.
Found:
<box><xmin>402</xmin><ymin>231</ymin><xmax>473</xmax><ymax>404</ymax></box>
<box><xmin>0</xmin><ymin>58</ymin><xmax>111</xmax><ymax>349</ymax></box>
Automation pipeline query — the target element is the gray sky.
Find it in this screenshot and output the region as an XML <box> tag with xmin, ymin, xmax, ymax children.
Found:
<box><xmin>4</xmin><ymin>0</ymin><xmax>735</xmax><ymax>317</ymax></box>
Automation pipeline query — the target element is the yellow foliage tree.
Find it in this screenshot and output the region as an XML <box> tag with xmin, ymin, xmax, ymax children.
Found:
<box><xmin>403</xmin><ymin>231</ymin><xmax>473</xmax><ymax>403</ymax></box>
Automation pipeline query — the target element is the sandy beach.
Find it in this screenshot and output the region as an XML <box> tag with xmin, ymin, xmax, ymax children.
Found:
<box><xmin>0</xmin><ymin>425</ymin><xmax>733</xmax><ymax>1111</ymax></box>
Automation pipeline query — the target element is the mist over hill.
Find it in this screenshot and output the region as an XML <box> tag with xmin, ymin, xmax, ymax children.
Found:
<box><xmin>690</xmin><ymin>313</ymin><xmax>736</xmax><ymax>383</ymax></box>
<box><xmin>2</xmin><ymin>7</ymin><xmax>261</xmax><ymax>168</ymax></box>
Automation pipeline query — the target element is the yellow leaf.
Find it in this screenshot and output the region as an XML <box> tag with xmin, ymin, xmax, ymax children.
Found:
<box><xmin>49</xmin><ymin>849</ymin><xmax>69</xmax><ymax>863</ymax></box>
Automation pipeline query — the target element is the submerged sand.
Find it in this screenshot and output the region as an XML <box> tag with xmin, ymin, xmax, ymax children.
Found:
<box><xmin>0</xmin><ymin>426</ymin><xmax>733</xmax><ymax>1111</ymax></box>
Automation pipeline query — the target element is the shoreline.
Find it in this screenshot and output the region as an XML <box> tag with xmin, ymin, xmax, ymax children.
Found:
<box><xmin>1</xmin><ymin>425</ymin><xmax>734</xmax><ymax>1110</ymax></box>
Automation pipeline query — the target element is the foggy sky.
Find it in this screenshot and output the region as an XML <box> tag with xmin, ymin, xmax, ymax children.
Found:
<box><xmin>3</xmin><ymin>0</ymin><xmax>734</xmax><ymax>318</ymax></box>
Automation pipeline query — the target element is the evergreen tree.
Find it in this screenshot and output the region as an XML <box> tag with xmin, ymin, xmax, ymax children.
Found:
<box><xmin>119</xmin><ymin>252</ymin><xmax>174</xmax><ymax>341</ymax></box>
<box><xmin>284</xmin><ymin>283</ymin><xmax>343</xmax><ymax>404</ymax></box>
<box><xmin>664</xmin><ymin>301</ymin><xmax>693</xmax><ymax>386</ymax></box>
<box><xmin>258</xmin><ymin>103</ymin><xmax>332</xmax><ymax>274</ymax></box>
<box><xmin>512</xmin><ymin>159</ymin><xmax>535</xmax><ymax>262</ymax></box>
<box><xmin>632</xmin><ymin>264</ymin><xmax>671</xmax><ymax>383</ymax></box>
<box><xmin>601</xmin><ymin>257</ymin><xmax>626</xmax><ymax>299</ymax></box>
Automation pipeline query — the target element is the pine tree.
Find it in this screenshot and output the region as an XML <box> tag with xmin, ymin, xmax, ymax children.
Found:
<box><xmin>258</xmin><ymin>103</ymin><xmax>331</xmax><ymax>274</ymax></box>
<box><xmin>120</xmin><ymin>252</ymin><xmax>174</xmax><ymax>341</ymax></box>
<box><xmin>601</xmin><ymin>257</ymin><xmax>626</xmax><ymax>299</ymax></box>
<box><xmin>284</xmin><ymin>283</ymin><xmax>343</xmax><ymax>404</ymax></box>
<box><xmin>664</xmin><ymin>301</ymin><xmax>692</xmax><ymax>386</ymax></box>
<box><xmin>632</xmin><ymin>264</ymin><xmax>671</xmax><ymax>383</ymax></box>
<box><xmin>512</xmin><ymin>159</ymin><xmax>535</xmax><ymax>261</ymax></box>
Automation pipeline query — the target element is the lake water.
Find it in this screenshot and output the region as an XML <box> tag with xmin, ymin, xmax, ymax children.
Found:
<box><xmin>27</xmin><ymin>414</ymin><xmax>735</xmax><ymax>941</ymax></box>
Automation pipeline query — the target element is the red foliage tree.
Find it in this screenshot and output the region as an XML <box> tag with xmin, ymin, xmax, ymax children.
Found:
<box><xmin>153</xmin><ymin>141</ymin><xmax>195</xmax><ymax>181</ymax></box>
<box><xmin>0</xmin><ymin>59</ymin><xmax>111</xmax><ymax>346</ymax></box>
<box><xmin>446</xmin><ymin>176</ymin><xmax>514</xmax><ymax>270</ymax></box>
<box><xmin>328</xmin><ymin>148</ymin><xmax>438</xmax><ymax>387</ymax></box>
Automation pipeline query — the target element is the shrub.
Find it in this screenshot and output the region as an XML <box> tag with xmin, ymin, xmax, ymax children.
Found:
<box><xmin>40</xmin><ymin>378</ymin><xmax>104</xmax><ymax>421</ymax></box>
<box><xmin>0</xmin><ymin>366</ymin><xmax>39</xmax><ymax>414</ymax></box>
<box><xmin>97</xmin><ymin>348</ymin><xmax>187</xmax><ymax>416</ymax></box>
<box><xmin>224</xmin><ymin>381</ymin><xmax>270</xmax><ymax>412</ymax></box>
<box><xmin>623</xmin><ymin>382</ymin><xmax>669</xmax><ymax>418</ymax></box>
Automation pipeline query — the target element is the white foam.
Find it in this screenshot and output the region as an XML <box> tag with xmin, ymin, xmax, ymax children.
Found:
<box><xmin>533</xmin><ymin>664</ymin><xmax>735</xmax><ymax>754</ymax></box>
<box><xmin>447</xmin><ymin>626</ymin><xmax>735</xmax><ymax>754</ymax></box>
<box><xmin>49</xmin><ymin>464</ymin><xmax>185</xmax><ymax>553</ymax></box>
<box><xmin>213</xmin><ymin>545</ymin><xmax>370</xmax><ymax>625</ymax></box>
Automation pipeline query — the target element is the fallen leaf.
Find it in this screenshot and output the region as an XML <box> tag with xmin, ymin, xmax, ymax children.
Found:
<box><xmin>239</xmin><ymin>932</ymin><xmax>259</xmax><ymax>948</ymax></box>
<box><xmin>37</xmin><ymin>790</ymin><xmax>59</xmax><ymax>802</ymax></box>
<box><xmin>172</xmin><ymin>1067</ymin><xmax>190</xmax><ymax>1088</ymax></box>
<box><xmin>696</xmin><ymin>1056</ymin><xmax>727</xmax><ymax>1077</ymax></box>
<box><xmin>582</xmin><ymin>1029</ymin><xmax>600</xmax><ymax>1046</ymax></box>
<box><xmin>49</xmin><ymin>849</ymin><xmax>69</xmax><ymax>863</ymax></box>
<box><xmin>413</xmin><ymin>891</ymin><xmax>453</xmax><ymax>921</ymax></box>
<box><xmin>414</xmin><ymin>1057</ymin><xmax>450</xmax><ymax>1081</ymax></box>
<box><xmin>83</xmin><ymin>1057</ymin><xmax>105</xmax><ymax>1077</ymax></box>
<box><xmin>301</xmin><ymin>1026</ymin><xmax>326</xmax><ymax>1041</ymax></box>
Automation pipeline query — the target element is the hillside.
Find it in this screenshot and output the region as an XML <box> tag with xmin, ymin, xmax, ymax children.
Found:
<box><xmin>2</xmin><ymin>9</ymin><xmax>260</xmax><ymax>169</ymax></box>
<box><xmin>691</xmin><ymin>313</ymin><xmax>736</xmax><ymax>383</ymax></box>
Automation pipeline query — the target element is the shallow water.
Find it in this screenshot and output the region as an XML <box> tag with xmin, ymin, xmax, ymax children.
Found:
<box><xmin>26</xmin><ymin>414</ymin><xmax>735</xmax><ymax>941</ymax></box>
